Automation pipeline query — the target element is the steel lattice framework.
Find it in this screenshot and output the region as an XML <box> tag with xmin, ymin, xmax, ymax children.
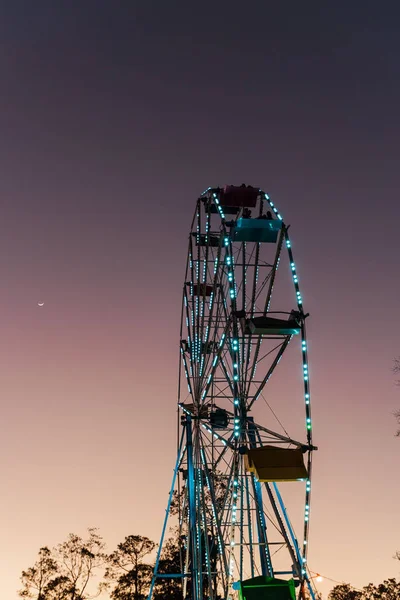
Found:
<box><xmin>148</xmin><ymin>186</ymin><xmax>317</xmax><ymax>600</ymax></box>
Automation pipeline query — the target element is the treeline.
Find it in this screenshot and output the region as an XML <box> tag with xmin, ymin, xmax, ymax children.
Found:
<box><xmin>328</xmin><ymin>578</ymin><xmax>400</xmax><ymax>600</ymax></box>
<box><xmin>19</xmin><ymin>528</ymin><xmax>400</xmax><ymax>600</ymax></box>
<box><xmin>18</xmin><ymin>528</ymin><xmax>180</xmax><ymax>600</ymax></box>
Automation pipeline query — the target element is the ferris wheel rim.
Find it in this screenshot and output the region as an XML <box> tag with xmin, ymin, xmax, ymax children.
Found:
<box><xmin>181</xmin><ymin>188</ymin><xmax>315</xmax><ymax>555</ymax></box>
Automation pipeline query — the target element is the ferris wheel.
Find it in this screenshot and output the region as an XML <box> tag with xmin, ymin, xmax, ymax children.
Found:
<box><xmin>148</xmin><ymin>185</ymin><xmax>317</xmax><ymax>600</ymax></box>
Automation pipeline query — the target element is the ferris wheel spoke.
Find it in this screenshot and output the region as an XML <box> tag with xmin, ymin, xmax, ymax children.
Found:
<box><xmin>197</xmin><ymin>321</ymin><xmax>232</xmax><ymax>404</ymax></box>
<box><xmin>180</xmin><ymin>343</ymin><xmax>195</xmax><ymax>399</ymax></box>
<box><xmin>238</xmin><ymin>242</ymin><xmax>258</xmax><ymax>386</ymax></box>
<box><xmin>199</xmin><ymin>436</ymin><xmax>230</xmax><ymax>582</ymax></box>
<box><xmin>264</xmin><ymin>227</ymin><xmax>285</xmax><ymax>314</ymax></box>
<box><xmin>246</xmin><ymin>336</ymin><xmax>262</xmax><ymax>400</ymax></box>
<box><xmin>243</xmin><ymin>337</ymin><xmax>283</xmax><ymax>397</ymax></box>
<box><xmin>200</xmin><ymin>431</ymin><xmax>235</xmax><ymax>473</ymax></box>
<box><xmin>198</xmin><ymin>305</ymin><xmax>220</xmax><ymax>385</ymax></box>
<box><xmin>247</xmin><ymin>335</ymin><xmax>292</xmax><ymax>409</ymax></box>
<box><xmin>201</xmin><ymin>251</ymin><xmax>230</xmax><ymax>365</ymax></box>
<box><xmin>244</xmin><ymin>234</ymin><xmax>284</xmax><ymax>397</ymax></box>
<box><xmin>250</xmin><ymin>243</ymin><xmax>260</xmax><ymax>320</ymax></box>
<box><xmin>243</xmin><ymin>470</ymin><xmax>255</xmax><ymax>579</ymax></box>
<box><xmin>197</xmin><ymin>403</ymin><xmax>303</xmax><ymax>450</ymax></box>
<box><xmin>219</xmin><ymin>356</ymin><xmax>235</xmax><ymax>396</ymax></box>
<box><xmin>249</xmin><ymin>472</ymin><xmax>273</xmax><ymax>577</ymax></box>
<box><xmin>183</xmin><ymin>280</ymin><xmax>196</xmax><ymax>379</ymax></box>
<box><xmin>200</xmin><ymin>246</ymin><xmax>222</xmax><ymax>378</ymax></box>
<box><xmin>241</xmin><ymin>242</ymin><xmax>246</xmax><ymax>315</ymax></box>
<box><xmin>253</xmin><ymin>268</ymin><xmax>274</xmax><ymax>305</ymax></box>
<box><xmin>188</xmin><ymin>235</ymin><xmax>198</xmax><ymax>380</ymax></box>
<box><xmin>199</xmin><ymin>421</ymin><xmax>233</xmax><ymax>450</ymax></box>
<box><xmin>262</xmin><ymin>481</ymin><xmax>302</xmax><ymax>575</ymax></box>
<box><xmin>196</xmin><ymin>214</ymin><xmax>211</xmax><ymax>379</ymax></box>
<box><xmin>247</xmin><ymin>418</ymin><xmax>305</xmax><ymax>448</ymax></box>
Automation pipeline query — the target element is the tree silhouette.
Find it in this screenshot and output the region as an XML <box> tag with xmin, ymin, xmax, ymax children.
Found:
<box><xmin>362</xmin><ymin>578</ymin><xmax>400</xmax><ymax>599</ymax></box>
<box><xmin>54</xmin><ymin>528</ymin><xmax>106</xmax><ymax>600</ymax></box>
<box><xmin>329</xmin><ymin>579</ymin><xmax>400</xmax><ymax>600</ymax></box>
<box><xmin>153</xmin><ymin>534</ymin><xmax>182</xmax><ymax>600</ymax></box>
<box><xmin>19</xmin><ymin>547</ymin><xmax>59</xmax><ymax>600</ymax></box>
<box><xmin>42</xmin><ymin>576</ymin><xmax>73</xmax><ymax>600</ymax></box>
<box><xmin>328</xmin><ymin>584</ymin><xmax>362</xmax><ymax>600</ymax></box>
<box><xmin>19</xmin><ymin>529</ymin><xmax>105</xmax><ymax>600</ymax></box>
<box><xmin>105</xmin><ymin>535</ymin><xmax>155</xmax><ymax>600</ymax></box>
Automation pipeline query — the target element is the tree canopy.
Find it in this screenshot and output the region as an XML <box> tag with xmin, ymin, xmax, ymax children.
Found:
<box><xmin>329</xmin><ymin>579</ymin><xmax>400</xmax><ymax>600</ymax></box>
<box><xmin>104</xmin><ymin>535</ymin><xmax>155</xmax><ymax>600</ymax></box>
<box><xmin>19</xmin><ymin>529</ymin><xmax>106</xmax><ymax>600</ymax></box>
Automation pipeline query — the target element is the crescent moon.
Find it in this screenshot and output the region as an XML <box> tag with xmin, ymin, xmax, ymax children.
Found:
<box><xmin>38</xmin><ymin>302</ymin><xmax>44</xmax><ymax>307</ymax></box>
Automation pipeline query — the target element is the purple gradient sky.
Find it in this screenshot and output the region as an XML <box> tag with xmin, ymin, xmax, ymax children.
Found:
<box><xmin>1</xmin><ymin>2</ymin><xmax>400</xmax><ymax>598</ymax></box>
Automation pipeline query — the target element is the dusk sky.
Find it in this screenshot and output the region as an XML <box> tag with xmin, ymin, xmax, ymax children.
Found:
<box><xmin>1</xmin><ymin>2</ymin><xmax>400</xmax><ymax>598</ymax></box>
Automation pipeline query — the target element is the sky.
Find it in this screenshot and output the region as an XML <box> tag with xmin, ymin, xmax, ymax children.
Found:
<box><xmin>0</xmin><ymin>1</ymin><xmax>399</xmax><ymax>598</ymax></box>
